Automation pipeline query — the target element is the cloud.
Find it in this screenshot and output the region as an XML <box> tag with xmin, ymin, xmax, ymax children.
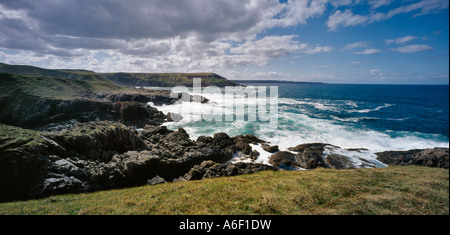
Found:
<box><xmin>368</xmin><ymin>0</ymin><xmax>394</xmax><ymax>9</ymax></box>
<box><xmin>0</xmin><ymin>0</ymin><xmax>448</xmax><ymax>75</ymax></box>
<box><xmin>224</xmin><ymin>69</ymin><xmax>336</xmax><ymax>81</ymax></box>
<box><xmin>385</xmin><ymin>0</ymin><xmax>449</xmax><ymax>18</ymax></box>
<box><xmin>391</xmin><ymin>44</ymin><xmax>434</xmax><ymax>53</ymax></box>
<box><xmin>312</xmin><ymin>64</ymin><xmax>337</xmax><ymax>68</ymax></box>
<box><xmin>230</xmin><ymin>35</ymin><xmax>332</xmax><ymax>64</ymax></box>
<box><xmin>326</xmin><ymin>0</ymin><xmax>449</xmax><ymax>31</ymax></box>
<box><xmin>370</xmin><ymin>68</ymin><xmax>383</xmax><ymax>76</ymax></box>
<box><xmin>342</xmin><ymin>41</ymin><xmax>369</xmax><ymax>51</ymax></box>
<box><xmin>272</xmin><ymin>0</ymin><xmax>329</xmax><ymax>27</ymax></box>
<box><xmin>0</xmin><ymin>0</ymin><xmax>336</xmax><ymax>71</ymax></box>
<box><xmin>230</xmin><ymin>35</ymin><xmax>307</xmax><ymax>58</ymax></box>
<box><xmin>304</xmin><ymin>46</ymin><xmax>334</xmax><ymax>54</ymax></box>
<box><xmin>330</xmin><ymin>0</ymin><xmax>361</xmax><ymax>8</ymax></box>
<box><xmin>326</xmin><ymin>9</ymin><xmax>370</xmax><ymax>31</ymax></box>
<box><xmin>354</xmin><ymin>49</ymin><xmax>382</xmax><ymax>55</ymax></box>
<box><xmin>385</xmin><ymin>36</ymin><xmax>418</xmax><ymax>44</ymax></box>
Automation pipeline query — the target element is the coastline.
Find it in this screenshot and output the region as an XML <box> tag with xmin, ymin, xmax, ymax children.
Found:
<box><xmin>0</xmin><ymin>86</ymin><xmax>448</xmax><ymax>202</ymax></box>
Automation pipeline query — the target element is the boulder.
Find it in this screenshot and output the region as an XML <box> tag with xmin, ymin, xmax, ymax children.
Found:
<box><xmin>113</xmin><ymin>101</ymin><xmax>166</xmax><ymax>128</ymax></box>
<box><xmin>166</xmin><ymin>112</ymin><xmax>183</xmax><ymax>122</ymax></box>
<box><xmin>288</xmin><ymin>143</ymin><xmax>329</xmax><ymax>152</ymax></box>
<box><xmin>148</xmin><ymin>176</ymin><xmax>167</xmax><ymax>186</ymax></box>
<box><xmin>324</xmin><ymin>154</ymin><xmax>356</xmax><ymax>169</ymax></box>
<box><xmin>269</xmin><ymin>151</ymin><xmax>298</xmax><ymax>167</ymax></box>
<box><xmin>48</xmin><ymin>121</ymin><xmax>146</xmax><ymax>162</ymax></box>
<box><xmin>296</xmin><ymin>147</ymin><xmax>328</xmax><ymax>169</ymax></box>
<box><xmin>249</xmin><ymin>150</ymin><xmax>260</xmax><ymax>161</ymax></box>
<box><xmin>184</xmin><ymin>161</ymin><xmax>278</xmax><ymax>180</ymax></box>
<box><xmin>262</xmin><ymin>144</ymin><xmax>279</xmax><ymax>153</ymax></box>
<box><xmin>376</xmin><ymin>148</ymin><xmax>449</xmax><ymax>169</ymax></box>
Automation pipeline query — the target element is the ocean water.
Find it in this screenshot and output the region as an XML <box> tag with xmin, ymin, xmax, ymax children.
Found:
<box><xmin>147</xmin><ymin>82</ymin><xmax>449</xmax><ymax>166</ymax></box>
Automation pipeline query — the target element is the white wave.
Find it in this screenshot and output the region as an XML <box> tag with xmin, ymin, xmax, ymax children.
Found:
<box><xmin>323</xmin><ymin>146</ymin><xmax>388</xmax><ymax>168</ymax></box>
<box><xmin>386</xmin><ymin>117</ymin><xmax>411</xmax><ymax>121</ymax></box>
<box><xmin>330</xmin><ymin>116</ymin><xmax>379</xmax><ymax>122</ymax></box>
<box><xmin>348</xmin><ymin>104</ymin><xmax>393</xmax><ymax>114</ymax></box>
<box><xmin>229</xmin><ymin>152</ymin><xmax>253</xmax><ymax>164</ymax></box>
<box><xmin>249</xmin><ymin>144</ymin><xmax>274</xmax><ymax>165</ymax></box>
<box><xmin>145</xmin><ymin>88</ymin><xmax>449</xmax><ymax>156</ymax></box>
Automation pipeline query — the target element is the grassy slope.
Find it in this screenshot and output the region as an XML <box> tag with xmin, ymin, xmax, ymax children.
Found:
<box><xmin>0</xmin><ymin>63</ymin><xmax>108</xmax><ymax>82</ymax></box>
<box><xmin>101</xmin><ymin>72</ymin><xmax>238</xmax><ymax>87</ymax></box>
<box><xmin>0</xmin><ymin>73</ymin><xmax>125</xmax><ymax>99</ymax></box>
<box><xmin>0</xmin><ymin>123</ymin><xmax>44</xmax><ymax>152</ymax></box>
<box><xmin>0</xmin><ymin>63</ymin><xmax>238</xmax><ymax>87</ymax></box>
<box><xmin>0</xmin><ymin>166</ymin><xmax>448</xmax><ymax>215</ymax></box>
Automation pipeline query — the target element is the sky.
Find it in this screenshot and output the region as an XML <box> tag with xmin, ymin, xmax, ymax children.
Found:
<box><xmin>0</xmin><ymin>0</ymin><xmax>448</xmax><ymax>84</ymax></box>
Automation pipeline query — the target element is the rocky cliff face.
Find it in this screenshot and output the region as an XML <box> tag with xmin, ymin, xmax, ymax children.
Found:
<box><xmin>268</xmin><ymin>143</ymin><xmax>449</xmax><ymax>170</ymax></box>
<box><xmin>0</xmin><ymin>123</ymin><xmax>275</xmax><ymax>201</ymax></box>
<box><xmin>1</xmin><ymin>119</ymin><xmax>448</xmax><ymax>202</ymax></box>
<box><xmin>376</xmin><ymin>148</ymin><xmax>449</xmax><ymax>169</ymax></box>
<box><xmin>0</xmin><ymin>70</ymin><xmax>448</xmax><ymax>202</ymax></box>
<box><xmin>0</xmin><ymin>90</ymin><xmax>174</xmax><ymax>130</ymax></box>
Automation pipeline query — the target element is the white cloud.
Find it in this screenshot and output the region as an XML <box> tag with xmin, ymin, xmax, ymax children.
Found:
<box><xmin>312</xmin><ymin>64</ymin><xmax>337</xmax><ymax>68</ymax></box>
<box><xmin>0</xmin><ymin>0</ymin><xmax>448</xmax><ymax>77</ymax></box>
<box><xmin>354</xmin><ymin>49</ymin><xmax>382</xmax><ymax>55</ymax></box>
<box><xmin>330</xmin><ymin>0</ymin><xmax>360</xmax><ymax>8</ymax></box>
<box><xmin>391</xmin><ymin>44</ymin><xmax>434</xmax><ymax>53</ymax></box>
<box><xmin>385</xmin><ymin>0</ymin><xmax>449</xmax><ymax>18</ymax></box>
<box><xmin>342</xmin><ymin>41</ymin><xmax>369</xmax><ymax>51</ymax></box>
<box><xmin>304</xmin><ymin>46</ymin><xmax>334</xmax><ymax>54</ymax></box>
<box><xmin>326</xmin><ymin>0</ymin><xmax>449</xmax><ymax>31</ymax></box>
<box><xmin>230</xmin><ymin>35</ymin><xmax>307</xmax><ymax>58</ymax></box>
<box><xmin>272</xmin><ymin>0</ymin><xmax>329</xmax><ymax>27</ymax></box>
<box><xmin>385</xmin><ymin>36</ymin><xmax>418</xmax><ymax>44</ymax></box>
<box><xmin>223</xmin><ymin>69</ymin><xmax>335</xmax><ymax>81</ymax></box>
<box><xmin>370</xmin><ymin>68</ymin><xmax>383</xmax><ymax>76</ymax></box>
<box><xmin>326</xmin><ymin>9</ymin><xmax>370</xmax><ymax>31</ymax></box>
<box><xmin>368</xmin><ymin>0</ymin><xmax>394</xmax><ymax>9</ymax></box>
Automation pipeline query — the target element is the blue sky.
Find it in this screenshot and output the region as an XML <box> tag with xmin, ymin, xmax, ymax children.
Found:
<box><xmin>0</xmin><ymin>0</ymin><xmax>448</xmax><ymax>84</ymax></box>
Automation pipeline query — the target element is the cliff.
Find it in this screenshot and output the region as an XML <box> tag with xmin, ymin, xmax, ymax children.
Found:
<box><xmin>0</xmin><ymin>63</ymin><xmax>239</xmax><ymax>87</ymax></box>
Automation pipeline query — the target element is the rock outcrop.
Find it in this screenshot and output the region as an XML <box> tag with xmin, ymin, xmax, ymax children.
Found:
<box><xmin>0</xmin><ymin>91</ymin><xmax>172</xmax><ymax>131</ymax></box>
<box><xmin>0</xmin><ymin>123</ymin><xmax>276</xmax><ymax>202</ymax></box>
<box><xmin>262</xmin><ymin>144</ymin><xmax>279</xmax><ymax>153</ymax></box>
<box><xmin>272</xmin><ymin>143</ymin><xmax>383</xmax><ymax>170</ymax></box>
<box><xmin>376</xmin><ymin>148</ymin><xmax>449</xmax><ymax>169</ymax></box>
<box><xmin>184</xmin><ymin>161</ymin><xmax>278</xmax><ymax>181</ymax></box>
<box><xmin>113</xmin><ymin>102</ymin><xmax>166</xmax><ymax>128</ymax></box>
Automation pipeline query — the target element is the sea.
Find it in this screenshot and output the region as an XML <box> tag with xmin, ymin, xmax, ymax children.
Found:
<box><xmin>146</xmin><ymin>82</ymin><xmax>449</xmax><ymax>167</ymax></box>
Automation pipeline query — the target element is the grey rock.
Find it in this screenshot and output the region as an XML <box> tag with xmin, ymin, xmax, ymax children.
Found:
<box><xmin>184</xmin><ymin>161</ymin><xmax>278</xmax><ymax>180</ymax></box>
<box><xmin>262</xmin><ymin>144</ymin><xmax>279</xmax><ymax>153</ymax></box>
<box><xmin>376</xmin><ymin>148</ymin><xmax>449</xmax><ymax>169</ymax></box>
<box><xmin>148</xmin><ymin>176</ymin><xmax>167</xmax><ymax>186</ymax></box>
<box><xmin>269</xmin><ymin>151</ymin><xmax>298</xmax><ymax>167</ymax></box>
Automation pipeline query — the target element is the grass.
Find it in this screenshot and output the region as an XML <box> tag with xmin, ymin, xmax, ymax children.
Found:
<box><xmin>0</xmin><ymin>124</ymin><xmax>44</xmax><ymax>152</ymax></box>
<box><xmin>0</xmin><ymin>63</ymin><xmax>238</xmax><ymax>88</ymax></box>
<box><xmin>101</xmin><ymin>72</ymin><xmax>238</xmax><ymax>87</ymax></box>
<box><xmin>0</xmin><ymin>73</ymin><xmax>125</xmax><ymax>99</ymax></box>
<box><xmin>0</xmin><ymin>166</ymin><xmax>448</xmax><ymax>215</ymax></box>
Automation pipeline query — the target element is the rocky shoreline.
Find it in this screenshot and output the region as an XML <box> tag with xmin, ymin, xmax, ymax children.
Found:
<box><xmin>0</xmin><ymin>89</ymin><xmax>448</xmax><ymax>202</ymax></box>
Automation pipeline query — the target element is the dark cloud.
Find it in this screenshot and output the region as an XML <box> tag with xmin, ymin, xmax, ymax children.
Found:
<box><xmin>0</xmin><ymin>18</ymin><xmax>46</xmax><ymax>51</ymax></box>
<box><xmin>0</xmin><ymin>0</ymin><xmax>33</xmax><ymax>10</ymax></box>
<box><xmin>0</xmin><ymin>0</ymin><xmax>285</xmax><ymax>59</ymax></box>
<box><xmin>2</xmin><ymin>0</ymin><xmax>272</xmax><ymax>41</ymax></box>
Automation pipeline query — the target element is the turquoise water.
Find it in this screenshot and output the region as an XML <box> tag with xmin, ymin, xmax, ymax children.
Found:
<box><xmin>150</xmin><ymin>83</ymin><xmax>449</xmax><ymax>153</ymax></box>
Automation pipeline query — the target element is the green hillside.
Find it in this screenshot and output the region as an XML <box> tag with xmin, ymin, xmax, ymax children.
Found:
<box><xmin>0</xmin><ymin>73</ymin><xmax>124</xmax><ymax>99</ymax></box>
<box><xmin>0</xmin><ymin>166</ymin><xmax>447</xmax><ymax>215</ymax></box>
<box><xmin>0</xmin><ymin>63</ymin><xmax>238</xmax><ymax>87</ymax></box>
<box><xmin>101</xmin><ymin>72</ymin><xmax>239</xmax><ymax>87</ymax></box>
<box><xmin>0</xmin><ymin>63</ymin><xmax>108</xmax><ymax>82</ymax></box>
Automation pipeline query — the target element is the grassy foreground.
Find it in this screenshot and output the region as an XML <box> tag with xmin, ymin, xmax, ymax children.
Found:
<box><xmin>0</xmin><ymin>166</ymin><xmax>448</xmax><ymax>215</ymax></box>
